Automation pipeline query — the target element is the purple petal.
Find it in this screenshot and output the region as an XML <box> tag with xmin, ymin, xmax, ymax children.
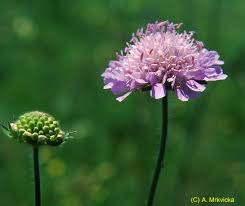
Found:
<box><xmin>146</xmin><ymin>72</ymin><xmax>158</xmax><ymax>85</ymax></box>
<box><xmin>186</xmin><ymin>80</ymin><xmax>206</xmax><ymax>92</ymax></box>
<box><xmin>133</xmin><ymin>72</ymin><xmax>146</xmax><ymax>80</ymax></box>
<box><xmin>116</xmin><ymin>92</ymin><xmax>132</xmax><ymax>102</ymax></box>
<box><xmin>130</xmin><ymin>78</ymin><xmax>147</xmax><ymax>90</ymax></box>
<box><xmin>175</xmin><ymin>88</ymin><xmax>189</xmax><ymax>101</ymax></box>
<box><xmin>135</xmin><ymin>78</ymin><xmax>148</xmax><ymax>84</ymax></box>
<box><xmin>150</xmin><ymin>83</ymin><xmax>166</xmax><ymax>99</ymax></box>
<box><xmin>103</xmin><ymin>82</ymin><xmax>114</xmax><ymax>89</ymax></box>
<box><xmin>175</xmin><ymin>81</ymin><xmax>201</xmax><ymax>101</ymax></box>
<box><xmin>204</xmin><ymin>66</ymin><xmax>228</xmax><ymax>81</ymax></box>
<box><xmin>111</xmin><ymin>81</ymin><xmax>128</xmax><ymax>95</ymax></box>
<box><xmin>199</xmin><ymin>50</ymin><xmax>223</xmax><ymax>67</ymax></box>
<box><xmin>181</xmin><ymin>70</ymin><xmax>206</xmax><ymax>80</ymax></box>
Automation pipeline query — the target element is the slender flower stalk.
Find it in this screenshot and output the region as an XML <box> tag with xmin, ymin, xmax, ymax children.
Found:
<box><xmin>147</xmin><ymin>95</ymin><xmax>168</xmax><ymax>206</ymax></box>
<box><xmin>33</xmin><ymin>146</ymin><xmax>41</xmax><ymax>206</ymax></box>
<box><xmin>1</xmin><ymin>111</ymin><xmax>73</xmax><ymax>206</ymax></box>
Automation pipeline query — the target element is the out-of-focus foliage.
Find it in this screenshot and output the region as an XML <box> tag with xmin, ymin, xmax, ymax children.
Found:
<box><xmin>0</xmin><ymin>0</ymin><xmax>244</xmax><ymax>205</ymax></box>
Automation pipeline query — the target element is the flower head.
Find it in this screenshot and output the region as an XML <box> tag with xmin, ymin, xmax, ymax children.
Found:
<box><xmin>102</xmin><ymin>21</ymin><xmax>227</xmax><ymax>101</ymax></box>
<box><xmin>2</xmin><ymin>111</ymin><xmax>73</xmax><ymax>146</ymax></box>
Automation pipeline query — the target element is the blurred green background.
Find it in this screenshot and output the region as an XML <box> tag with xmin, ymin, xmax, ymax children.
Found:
<box><xmin>0</xmin><ymin>0</ymin><xmax>244</xmax><ymax>205</ymax></box>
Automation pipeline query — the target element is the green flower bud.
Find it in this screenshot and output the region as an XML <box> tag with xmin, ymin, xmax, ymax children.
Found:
<box><xmin>37</xmin><ymin>121</ymin><xmax>43</xmax><ymax>129</ymax></box>
<box><xmin>43</xmin><ymin>126</ymin><xmax>49</xmax><ymax>133</ymax></box>
<box><xmin>49</xmin><ymin>130</ymin><xmax>54</xmax><ymax>135</ymax></box>
<box><xmin>32</xmin><ymin>132</ymin><xmax>39</xmax><ymax>140</ymax></box>
<box><xmin>33</xmin><ymin>127</ymin><xmax>39</xmax><ymax>132</ymax></box>
<box><xmin>50</xmin><ymin>124</ymin><xmax>55</xmax><ymax>130</ymax></box>
<box><xmin>39</xmin><ymin>130</ymin><xmax>44</xmax><ymax>135</ymax></box>
<box><xmin>29</xmin><ymin>121</ymin><xmax>35</xmax><ymax>129</ymax></box>
<box><xmin>19</xmin><ymin>128</ymin><xmax>26</xmax><ymax>134</ymax></box>
<box><xmin>54</xmin><ymin>127</ymin><xmax>60</xmax><ymax>134</ymax></box>
<box><xmin>20</xmin><ymin>119</ymin><xmax>27</xmax><ymax>125</ymax></box>
<box><xmin>38</xmin><ymin>135</ymin><xmax>46</xmax><ymax>143</ymax></box>
<box><xmin>3</xmin><ymin>111</ymin><xmax>72</xmax><ymax>147</ymax></box>
<box><xmin>27</xmin><ymin>128</ymin><xmax>32</xmax><ymax>133</ymax></box>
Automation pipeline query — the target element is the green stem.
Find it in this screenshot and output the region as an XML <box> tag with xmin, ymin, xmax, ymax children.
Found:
<box><xmin>147</xmin><ymin>95</ymin><xmax>168</xmax><ymax>206</ymax></box>
<box><xmin>33</xmin><ymin>146</ymin><xmax>41</xmax><ymax>206</ymax></box>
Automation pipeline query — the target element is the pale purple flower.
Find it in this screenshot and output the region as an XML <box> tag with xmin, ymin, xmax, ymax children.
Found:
<box><xmin>102</xmin><ymin>21</ymin><xmax>227</xmax><ymax>102</ymax></box>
